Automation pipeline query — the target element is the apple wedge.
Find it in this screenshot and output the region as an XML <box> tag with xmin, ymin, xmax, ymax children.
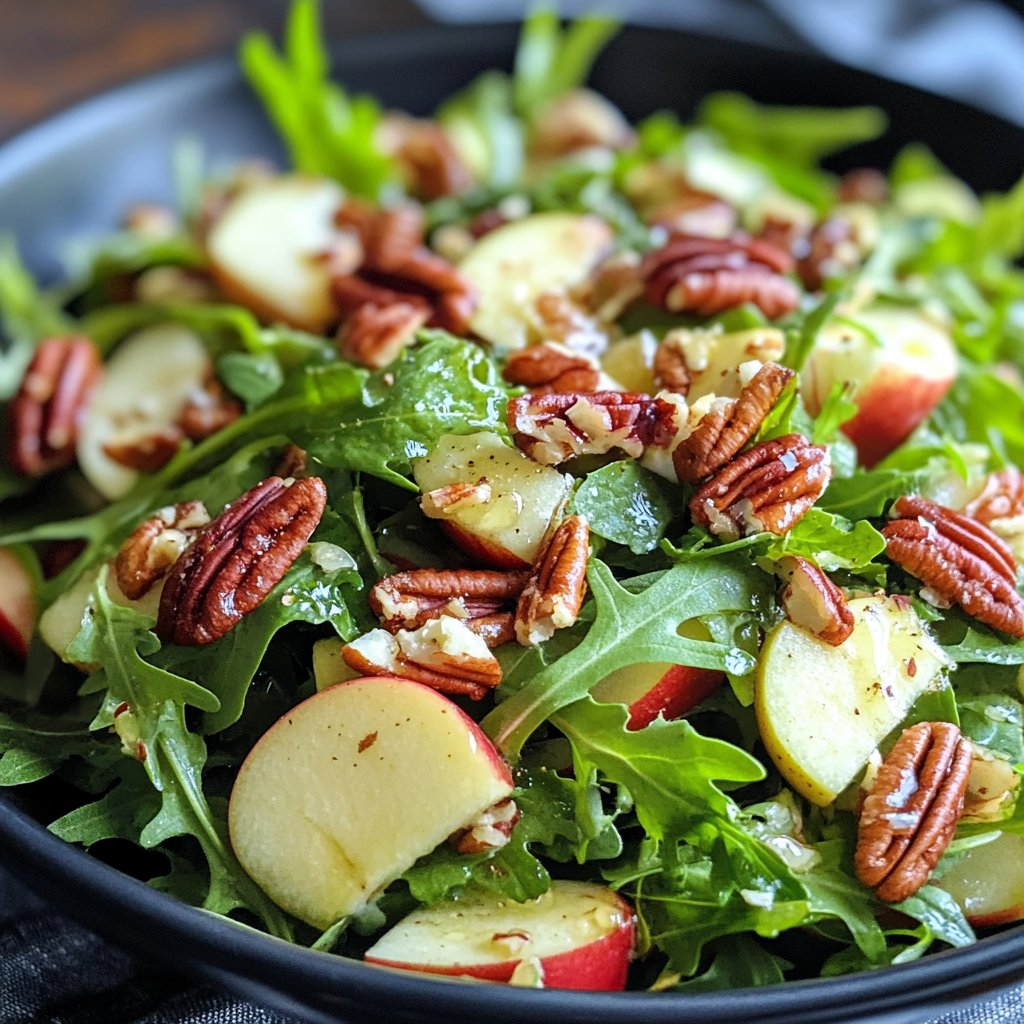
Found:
<box><xmin>207</xmin><ymin>175</ymin><xmax>345</xmax><ymax>333</ymax></box>
<box><xmin>935</xmin><ymin>833</ymin><xmax>1024</xmax><ymax>927</ymax></box>
<box><xmin>364</xmin><ymin>880</ymin><xmax>634</xmax><ymax>990</ymax></box>
<box><xmin>412</xmin><ymin>431</ymin><xmax>572</xmax><ymax>569</ymax></box>
<box><xmin>0</xmin><ymin>547</ymin><xmax>39</xmax><ymax>660</ymax></box>
<box><xmin>756</xmin><ymin>595</ymin><xmax>951</xmax><ymax>806</ymax></box>
<box><xmin>76</xmin><ymin>324</ymin><xmax>211</xmax><ymax>500</ymax></box>
<box><xmin>592</xmin><ymin>662</ymin><xmax>725</xmax><ymax>730</ymax></box>
<box><xmin>801</xmin><ymin>304</ymin><xmax>957</xmax><ymax>467</ymax></box>
<box><xmin>228</xmin><ymin>677</ymin><xmax>514</xmax><ymax>929</ymax></box>
<box><xmin>459</xmin><ymin>212</ymin><xmax>613</xmax><ymax>350</ymax></box>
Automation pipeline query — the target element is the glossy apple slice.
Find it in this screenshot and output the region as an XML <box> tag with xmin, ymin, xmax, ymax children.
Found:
<box><xmin>459</xmin><ymin>212</ymin><xmax>613</xmax><ymax>351</ymax></box>
<box><xmin>936</xmin><ymin>833</ymin><xmax>1024</xmax><ymax>927</ymax></box>
<box><xmin>756</xmin><ymin>595</ymin><xmax>951</xmax><ymax>806</ymax></box>
<box><xmin>76</xmin><ymin>324</ymin><xmax>211</xmax><ymax>500</ymax></box>
<box><xmin>0</xmin><ymin>547</ymin><xmax>39</xmax><ymax>660</ymax></box>
<box><xmin>207</xmin><ymin>175</ymin><xmax>345</xmax><ymax>333</ymax></box>
<box><xmin>228</xmin><ymin>677</ymin><xmax>514</xmax><ymax>929</ymax></box>
<box><xmin>592</xmin><ymin>662</ymin><xmax>725</xmax><ymax>731</ymax></box>
<box><xmin>365</xmin><ymin>880</ymin><xmax>634</xmax><ymax>990</ymax></box>
<box><xmin>801</xmin><ymin>304</ymin><xmax>957</xmax><ymax>467</ymax></box>
<box><xmin>412</xmin><ymin>431</ymin><xmax>571</xmax><ymax>569</ymax></box>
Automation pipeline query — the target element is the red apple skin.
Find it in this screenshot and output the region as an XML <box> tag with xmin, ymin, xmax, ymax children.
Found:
<box><xmin>625</xmin><ymin>665</ymin><xmax>725</xmax><ymax>730</ymax></box>
<box><xmin>0</xmin><ymin>547</ymin><xmax>38</xmax><ymax>660</ymax></box>
<box><xmin>841</xmin><ymin>370</ymin><xmax>954</xmax><ymax>468</ymax></box>
<box><xmin>366</xmin><ymin>894</ymin><xmax>635</xmax><ymax>991</ymax></box>
<box><xmin>440</xmin><ymin>521</ymin><xmax>532</xmax><ymax>570</ymax></box>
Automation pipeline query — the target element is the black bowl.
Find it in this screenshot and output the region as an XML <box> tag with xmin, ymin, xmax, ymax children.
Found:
<box><xmin>2</xmin><ymin>22</ymin><xmax>1024</xmax><ymax>1024</ymax></box>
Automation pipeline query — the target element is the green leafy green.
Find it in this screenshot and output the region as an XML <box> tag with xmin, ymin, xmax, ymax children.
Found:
<box><xmin>483</xmin><ymin>557</ymin><xmax>763</xmax><ymax>757</ymax></box>
<box><xmin>762</xmin><ymin>508</ymin><xmax>888</xmax><ymax>578</ymax></box>
<box><xmin>512</xmin><ymin>7</ymin><xmax>619</xmax><ymax>120</ymax></box>
<box><xmin>240</xmin><ymin>0</ymin><xmax>396</xmax><ymax>198</ymax></box>
<box><xmin>569</xmin><ymin>460</ymin><xmax>679</xmax><ymax>554</ymax></box>
<box><xmin>301</xmin><ymin>333</ymin><xmax>510</xmax><ymax>488</ymax></box>
<box><xmin>63</xmin><ymin>570</ymin><xmax>293</xmax><ymax>937</ymax></box>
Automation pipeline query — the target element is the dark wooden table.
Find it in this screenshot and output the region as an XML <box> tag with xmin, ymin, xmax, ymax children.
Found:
<box><xmin>0</xmin><ymin>0</ymin><xmax>429</xmax><ymax>140</ymax></box>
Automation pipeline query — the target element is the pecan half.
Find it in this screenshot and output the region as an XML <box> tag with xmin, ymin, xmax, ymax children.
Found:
<box><xmin>156</xmin><ymin>476</ymin><xmax>327</xmax><ymax>645</ymax></box>
<box><xmin>836</xmin><ymin>167</ymin><xmax>889</xmax><ymax>205</ymax></box>
<box><xmin>776</xmin><ymin>555</ymin><xmax>854</xmax><ymax>646</ymax></box>
<box><xmin>672</xmin><ymin>362</ymin><xmax>794</xmax><ymax>484</ymax></box>
<box><xmin>964</xmin><ymin>467</ymin><xmax>1024</xmax><ymax>525</ymax></box>
<box><xmin>690</xmin><ymin>434</ymin><xmax>831</xmax><ymax>540</ymax></box>
<box><xmin>515</xmin><ymin>516</ymin><xmax>589</xmax><ymax>647</ymax></box>
<box><xmin>376</xmin><ymin>114</ymin><xmax>473</xmax><ymax>200</ymax></box>
<box><xmin>796</xmin><ymin>218</ymin><xmax>862</xmax><ymax>292</ymax></box>
<box><xmin>641</xmin><ymin>234</ymin><xmax>801</xmax><ymax>320</ymax></box>
<box><xmin>336</xmin><ymin>300</ymin><xmax>430</xmax><ymax>369</ymax></box>
<box><xmin>855</xmin><ymin>721</ymin><xmax>972</xmax><ymax>903</ymax></box>
<box><xmin>882</xmin><ymin>495</ymin><xmax>1024</xmax><ymax>637</ymax></box>
<box><xmin>450</xmin><ymin>798</ymin><xmax>521</xmax><ymax>855</ymax></box>
<box><xmin>369</xmin><ymin>567</ymin><xmax>528</xmax><ymax>645</ymax></box>
<box><xmin>342</xmin><ymin>617</ymin><xmax>501</xmax><ymax>700</ymax></box>
<box><xmin>115</xmin><ymin>501</ymin><xmax>211</xmax><ymax>600</ymax></box>
<box><xmin>530</xmin><ymin>291</ymin><xmax>609</xmax><ymax>356</ymax></box>
<box><xmin>102</xmin><ymin>426</ymin><xmax>183</xmax><ymax>472</ymax></box>
<box><xmin>508</xmin><ymin>390</ymin><xmax>677</xmax><ymax>466</ymax></box>
<box><xmin>331</xmin><ymin>205</ymin><xmax>476</xmax><ymax>366</ymax></box>
<box><xmin>7</xmin><ymin>337</ymin><xmax>102</xmax><ymax>477</ymax></box>
<box><xmin>420</xmin><ymin>479</ymin><xmax>493</xmax><ymax>517</ymax></box>
<box><xmin>502</xmin><ymin>342</ymin><xmax>607</xmax><ymax>394</ymax></box>
<box><xmin>178</xmin><ymin>376</ymin><xmax>243</xmax><ymax>442</ymax></box>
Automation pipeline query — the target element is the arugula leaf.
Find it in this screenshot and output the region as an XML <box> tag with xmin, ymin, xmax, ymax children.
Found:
<box><xmin>0</xmin><ymin>236</ymin><xmax>75</xmax><ymax>399</ymax></box>
<box><xmin>942</xmin><ymin>625</ymin><xmax>1024</xmax><ymax>665</ymax></box>
<box><xmin>698</xmin><ymin>93</ymin><xmax>886</xmax><ymax>168</ymax></box>
<box><xmin>782</xmin><ymin>292</ymin><xmax>843</xmax><ymax>373</ymax></box>
<box><xmin>240</xmin><ymin>0</ymin><xmax>396</xmax><ymax>199</ymax></box>
<box><xmin>155</xmin><ymin>552</ymin><xmax>361</xmax><ymax>734</ymax></box>
<box><xmin>569</xmin><ymin>460</ymin><xmax>679</xmax><ymax>554</ymax></box>
<box><xmin>301</xmin><ymin>333</ymin><xmax>510</xmax><ymax>488</ymax></box>
<box><xmin>437</xmin><ymin>73</ymin><xmax>523</xmax><ymax>192</ymax></box>
<box><xmin>669</xmin><ymin>934</ymin><xmax>791</xmax><ymax>992</ymax></box>
<box><xmin>0</xmin><ymin>707</ymin><xmax>102</xmax><ymax>786</ymax></box>
<box><xmin>895</xmin><ymin>885</ymin><xmax>974</xmax><ymax>949</ymax></box>
<box><xmin>819</xmin><ymin>466</ymin><xmax>921</xmax><ymax>519</ymax></box>
<box><xmin>512</xmin><ymin>7</ymin><xmax>619</xmax><ymax>120</ymax></box>
<box><xmin>761</xmin><ymin>508</ymin><xmax>887</xmax><ymax>578</ymax></box>
<box><xmin>65</xmin><ymin>571</ymin><xmax>293</xmax><ymax>937</ymax></box>
<box><xmin>483</xmin><ymin>557</ymin><xmax>762</xmax><ymax>757</ymax></box>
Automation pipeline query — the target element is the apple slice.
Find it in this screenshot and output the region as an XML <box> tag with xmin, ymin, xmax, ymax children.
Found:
<box><xmin>459</xmin><ymin>212</ymin><xmax>613</xmax><ymax>351</ymax></box>
<box><xmin>207</xmin><ymin>175</ymin><xmax>345</xmax><ymax>333</ymax></box>
<box><xmin>364</xmin><ymin>880</ymin><xmax>634</xmax><ymax>990</ymax></box>
<box><xmin>412</xmin><ymin>431</ymin><xmax>572</xmax><ymax>569</ymax></box>
<box><xmin>935</xmin><ymin>833</ymin><xmax>1024</xmax><ymax>927</ymax></box>
<box><xmin>592</xmin><ymin>662</ymin><xmax>725</xmax><ymax>731</ymax></box>
<box><xmin>800</xmin><ymin>304</ymin><xmax>957</xmax><ymax>467</ymax></box>
<box><xmin>0</xmin><ymin>547</ymin><xmax>39</xmax><ymax>660</ymax></box>
<box><xmin>76</xmin><ymin>324</ymin><xmax>211</xmax><ymax>500</ymax></box>
<box><xmin>311</xmin><ymin>636</ymin><xmax>361</xmax><ymax>691</ymax></box>
<box><xmin>38</xmin><ymin>563</ymin><xmax>165</xmax><ymax>671</ymax></box>
<box><xmin>228</xmin><ymin>677</ymin><xmax>514</xmax><ymax>929</ymax></box>
<box><xmin>600</xmin><ymin>331</ymin><xmax>658</xmax><ymax>394</ymax></box>
<box><xmin>756</xmin><ymin>595</ymin><xmax>952</xmax><ymax>806</ymax></box>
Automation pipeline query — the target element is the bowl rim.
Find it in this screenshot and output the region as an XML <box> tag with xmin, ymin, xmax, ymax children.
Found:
<box><xmin>1</xmin><ymin>19</ymin><xmax>1023</xmax><ymax>1022</ymax></box>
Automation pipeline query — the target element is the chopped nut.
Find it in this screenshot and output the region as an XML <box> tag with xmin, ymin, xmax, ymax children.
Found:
<box><xmin>421</xmin><ymin>479</ymin><xmax>493</xmax><ymax>517</ymax></box>
<box><xmin>342</xmin><ymin>617</ymin><xmax>502</xmax><ymax>700</ymax></box>
<box><xmin>450</xmin><ymin>798</ymin><xmax>521</xmax><ymax>854</ymax></box>
<box><xmin>114</xmin><ymin>500</ymin><xmax>211</xmax><ymax>600</ymax></box>
<box><xmin>776</xmin><ymin>555</ymin><xmax>854</xmax><ymax>646</ymax></box>
<box><xmin>508</xmin><ymin>390</ymin><xmax>678</xmax><ymax>466</ymax></box>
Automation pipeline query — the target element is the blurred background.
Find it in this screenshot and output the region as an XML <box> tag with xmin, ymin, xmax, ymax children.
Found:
<box><xmin>1</xmin><ymin>0</ymin><xmax>1024</xmax><ymax>138</ymax></box>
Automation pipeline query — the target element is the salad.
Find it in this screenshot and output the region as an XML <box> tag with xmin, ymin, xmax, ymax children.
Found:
<box><xmin>3</xmin><ymin>0</ymin><xmax>1024</xmax><ymax>994</ymax></box>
